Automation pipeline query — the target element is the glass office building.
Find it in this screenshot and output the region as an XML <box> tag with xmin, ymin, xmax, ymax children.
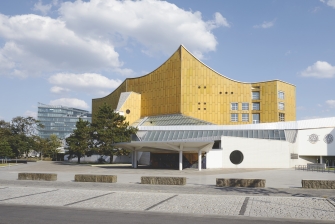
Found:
<box><xmin>37</xmin><ymin>103</ymin><xmax>92</xmax><ymax>139</ymax></box>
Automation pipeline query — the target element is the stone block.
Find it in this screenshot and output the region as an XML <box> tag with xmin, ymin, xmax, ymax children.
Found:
<box><xmin>141</xmin><ymin>176</ymin><xmax>186</xmax><ymax>185</ymax></box>
<box><xmin>302</xmin><ymin>180</ymin><xmax>335</xmax><ymax>189</ymax></box>
<box><xmin>18</xmin><ymin>173</ymin><xmax>57</xmax><ymax>181</ymax></box>
<box><xmin>216</xmin><ymin>178</ymin><xmax>265</xmax><ymax>188</ymax></box>
<box><xmin>74</xmin><ymin>174</ymin><xmax>117</xmax><ymax>183</ymax></box>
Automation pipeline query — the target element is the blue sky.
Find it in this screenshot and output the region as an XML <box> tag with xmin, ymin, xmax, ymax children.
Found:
<box><xmin>0</xmin><ymin>0</ymin><xmax>334</xmax><ymax>122</ymax></box>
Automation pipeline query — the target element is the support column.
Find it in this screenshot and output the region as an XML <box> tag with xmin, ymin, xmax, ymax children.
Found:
<box><xmin>134</xmin><ymin>151</ymin><xmax>138</xmax><ymax>168</ymax></box>
<box><xmin>198</xmin><ymin>150</ymin><xmax>202</xmax><ymax>171</ymax></box>
<box><xmin>320</xmin><ymin>156</ymin><xmax>323</xmax><ymax>164</ymax></box>
<box><xmin>179</xmin><ymin>151</ymin><xmax>183</xmax><ymax>171</ymax></box>
<box><xmin>132</xmin><ymin>151</ymin><xmax>135</xmax><ymax>168</ymax></box>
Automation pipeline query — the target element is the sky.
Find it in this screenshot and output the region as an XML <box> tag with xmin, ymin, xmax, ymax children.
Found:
<box><xmin>0</xmin><ymin>0</ymin><xmax>334</xmax><ymax>122</ymax></box>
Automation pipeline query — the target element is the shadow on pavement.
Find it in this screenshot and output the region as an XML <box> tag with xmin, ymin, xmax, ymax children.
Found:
<box><xmin>213</xmin><ymin>187</ymin><xmax>315</xmax><ymax>197</ymax></box>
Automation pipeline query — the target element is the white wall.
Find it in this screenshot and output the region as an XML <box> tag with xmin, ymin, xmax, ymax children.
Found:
<box><xmin>221</xmin><ymin>136</ymin><xmax>291</xmax><ymax>168</ymax></box>
<box><xmin>206</xmin><ymin>149</ymin><xmax>223</xmax><ymax>168</ymax></box>
<box><xmin>296</xmin><ymin>128</ymin><xmax>335</xmax><ymax>156</ymax></box>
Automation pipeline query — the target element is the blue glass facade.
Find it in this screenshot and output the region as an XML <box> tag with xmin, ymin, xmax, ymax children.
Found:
<box><xmin>37</xmin><ymin>103</ymin><xmax>92</xmax><ymax>139</ymax></box>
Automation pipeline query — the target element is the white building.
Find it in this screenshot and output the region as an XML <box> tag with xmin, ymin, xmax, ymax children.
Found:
<box><xmin>117</xmin><ymin>116</ymin><xmax>335</xmax><ymax>170</ymax></box>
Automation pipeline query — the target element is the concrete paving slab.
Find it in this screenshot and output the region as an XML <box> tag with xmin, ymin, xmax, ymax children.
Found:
<box><xmin>149</xmin><ymin>194</ymin><xmax>245</xmax><ymax>216</ymax></box>
<box><xmin>246</xmin><ymin>196</ymin><xmax>335</xmax><ymax>220</ymax></box>
<box><xmin>69</xmin><ymin>191</ymin><xmax>175</xmax><ymax>211</ymax></box>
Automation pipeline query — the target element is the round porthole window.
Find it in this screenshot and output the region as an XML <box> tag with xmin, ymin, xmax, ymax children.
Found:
<box><xmin>230</xmin><ymin>150</ymin><xmax>244</xmax><ymax>165</ymax></box>
<box><xmin>126</xmin><ymin>109</ymin><xmax>130</xmax><ymax>114</ymax></box>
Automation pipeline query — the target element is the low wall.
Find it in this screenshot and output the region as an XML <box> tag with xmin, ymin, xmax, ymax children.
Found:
<box><xmin>302</xmin><ymin>180</ymin><xmax>335</xmax><ymax>189</ymax></box>
<box><xmin>18</xmin><ymin>173</ymin><xmax>57</xmax><ymax>181</ymax></box>
<box><xmin>74</xmin><ymin>174</ymin><xmax>117</xmax><ymax>183</ymax></box>
<box><xmin>141</xmin><ymin>176</ymin><xmax>186</xmax><ymax>185</ymax></box>
<box><xmin>216</xmin><ymin>178</ymin><xmax>265</xmax><ymax>188</ymax></box>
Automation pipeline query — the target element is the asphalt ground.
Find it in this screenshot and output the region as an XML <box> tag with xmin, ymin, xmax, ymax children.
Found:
<box><xmin>1</xmin><ymin>204</ymin><xmax>334</xmax><ymax>224</ymax></box>
<box><xmin>1</xmin><ymin>161</ymin><xmax>335</xmax><ymax>222</ymax></box>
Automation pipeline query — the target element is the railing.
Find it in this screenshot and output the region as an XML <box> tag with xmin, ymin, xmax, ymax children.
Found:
<box><xmin>295</xmin><ymin>164</ymin><xmax>335</xmax><ymax>173</ymax></box>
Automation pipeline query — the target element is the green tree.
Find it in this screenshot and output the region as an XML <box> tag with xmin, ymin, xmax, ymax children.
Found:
<box><xmin>10</xmin><ymin>116</ymin><xmax>44</xmax><ymax>136</ymax></box>
<box><xmin>92</xmin><ymin>103</ymin><xmax>137</xmax><ymax>163</ymax></box>
<box><xmin>66</xmin><ymin>119</ymin><xmax>93</xmax><ymax>163</ymax></box>
<box><xmin>48</xmin><ymin>134</ymin><xmax>62</xmax><ymax>160</ymax></box>
<box><xmin>33</xmin><ymin>136</ymin><xmax>49</xmax><ymax>160</ymax></box>
<box><xmin>0</xmin><ymin>139</ymin><xmax>14</xmax><ymax>158</ymax></box>
<box><xmin>6</xmin><ymin>117</ymin><xmax>44</xmax><ymax>158</ymax></box>
<box><xmin>0</xmin><ymin>120</ymin><xmax>11</xmax><ymax>139</ymax></box>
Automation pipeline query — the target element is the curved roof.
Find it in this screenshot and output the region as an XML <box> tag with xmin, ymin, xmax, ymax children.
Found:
<box><xmin>94</xmin><ymin>44</ymin><xmax>295</xmax><ymax>101</ymax></box>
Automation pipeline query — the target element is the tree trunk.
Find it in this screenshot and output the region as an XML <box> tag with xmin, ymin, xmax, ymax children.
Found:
<box><xmin>78</xmin><ymin>155</ymin><xmax>81</xmax><ymax>164</ymax></box>
<box><xmin>109</xmin><ymin>154</ymin><xmax>113</xmax><ymax>164</ymax></box>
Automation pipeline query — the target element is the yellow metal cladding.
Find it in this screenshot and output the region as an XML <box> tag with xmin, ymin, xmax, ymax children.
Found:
<box><xmin>126</xmin><ymin>48</ymin><xmax>181</xmax><ymax>117</ymax></box>
<box><xmin>92</xmin><ymin>45</ymin><xmax>296</xmax><ymax>124</ymax></box>
<box><xmin>92</xmin><ymin>80</ymin><xmax>127</xmax><ymax>119</ymax></box>
<box><xmin>118</xmin><ymin>92</ymin><xmax>141</xmax><ymax>125</ymax></box>
<box><xmin>180</xmin><ymin>47</ymin><xmax>296</xmax><ymax>124</ymax></box>
<box><xmin>92</xmin><ymin>47</ymin><xmax>181</xmax><ymax>119</ymax></box>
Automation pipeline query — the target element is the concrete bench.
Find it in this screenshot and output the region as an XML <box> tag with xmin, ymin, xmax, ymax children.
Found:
<box><xmin>302</xmin><ymin>180</ymin><xmax>335</xmax><ymax>189</ymax></box>
<box><xmin>18</xmin><ymin>173</ymin><xmax>57</xmax><ymax>181</ymax></box>
<box><xmin>216</xmin><ymin>178</ymin><xmax>265</xmax><ymax>188</ymax></box>
<box><xmin>74</xmin><ymin>174</ymin><xmax>117</xmax><ymax>183</ymax></box>
<box><xmin>141</xmin><ymin>176</ymin><xmax>186</xmax><ymax>185</ymax></box>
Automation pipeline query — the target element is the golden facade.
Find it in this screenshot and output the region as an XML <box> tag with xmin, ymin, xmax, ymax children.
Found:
<box><xmin>92</xmin><ymin>45</ymin><xmax>296</xmax><ymax>125</ymax></box>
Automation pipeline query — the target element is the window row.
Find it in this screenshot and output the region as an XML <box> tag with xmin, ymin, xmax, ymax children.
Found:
<box><xmin>231</xmin><ymin>103</ymin><xmax>260</xmax><ymax>111</ymax></box>
<box><xmin>231</xmin><ymin>102</ymin><xmax>284</xmax><ymax>111</ymax></box>
<box><xmin>251</xmin><ymin>91</ymin><xmax>285</xmax><ymax>100</ymax></box>
<box><xmin>224</xmin><ymin>129</ymin><xmax>286</xmax><ymax>141</ymax></box>
<box><xmin>231</xmin><ymin>113</ymin><xmax>260</xmax><ymax>123</ymax></box>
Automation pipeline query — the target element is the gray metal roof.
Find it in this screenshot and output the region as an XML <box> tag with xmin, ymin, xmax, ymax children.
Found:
<box><xmin>131</xmin><ymin>114</ymin><xmax>212</xmax><ymax>127</ymax></box>
<box><xmin>139</xmin><ymin>129</ymin><xmax>286</xmax><ymax>142</ymax></box>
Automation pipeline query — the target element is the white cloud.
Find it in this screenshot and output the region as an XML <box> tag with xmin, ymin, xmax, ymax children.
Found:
<box><xmin>33</xmin><ymin>0</ymin><xmax>52</xmax><ymax>15</ymax></box>
<box><xmin>206</xmin><ymin>12</ymin><xmax>230</xmax><ymax>29</ymax></box>
<box><xmin>321</xmin><ymin>0</ymin><xmax>335</xmax><ymax>8</ymax></box>
<box><xmin>50</xmin><ymin>86</ymin><xmax>70</xmax><ymax>94</ymax></box>
<box><xmin>48</xmin><ymin>73</ymin><xmax>122</xmax><ymax>96</ymax></box>
<box><xmin>0</xmin><ymin>0</ymin><xmax>228</xmax><ymax>77</ymax></box>
<box><xmin>300</xmin><ymin>61</ymin><xmax>335</xmax><ymax>78</ymax></box>
<box><xmin>33</xmin><ymin>0</ymin><xmax>59</xmax><ymax>15</ymax></box>
<box><xmin>59</xmin><ymin>0</ymin><xmax>229</xmax><ymax>59</ymax></box>
<box><xmin>326</xmin><ymin>100</ymin><xmax>335</xmax><ymax>108</ymax></box>
<box><xmin>49</xmin><ymin>98</ymin><xmax>89</xmax><ymax>109</ymax></box>
<box><xmin>253</xmin><ymin>20</ymin><xmax>275</xmax><ymax>29</ymax></box>
<box><xmin>24</xmin><ymin>110</ymin><xmax>37</xmax><ymax>118</ymax></box>
<box><xmin>0</xmin><ymin>13</ymin><xmax>122</xmax><ymax>77</ymax></box>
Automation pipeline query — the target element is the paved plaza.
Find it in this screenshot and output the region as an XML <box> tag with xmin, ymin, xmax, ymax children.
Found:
<box><xmin>1</xmin><ymin>161</ymin><xmax>335</xmax><ymax>222</ymax></box>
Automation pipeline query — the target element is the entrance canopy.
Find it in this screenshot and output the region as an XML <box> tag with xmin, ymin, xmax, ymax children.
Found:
<box><xmin>116</xmin><ymin>141</ymin><xmax>214</xmax><ymax>153</ymax></box>
<box><xmin>116</xmin><ymin>141</ymin><xmax>214</xmax><ymax>171</ymax></box>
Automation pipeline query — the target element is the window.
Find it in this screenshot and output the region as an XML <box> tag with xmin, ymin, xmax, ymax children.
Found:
<box><xmin>231</xmin><ymin>113</ymin><xmax>238</xmax><ymax>122</ymax></box>
<box><xmin>242</xmin><ymin>103</ymin><xmax>249</xmax><ymax>110</ymax></box>
<box><xmin>252</xmin><ymin>91</ymin><xmax>260</xmax><ymax>100</ymax></box>
<box><xmin>252</xmin><ymin>102</ymin><xmax>260</xmax><ymax>110</ymax></box>
<box><xmin>242</xmin><ymin>114</ymin><xmax>249</xmax><ymax>122</ymax></box>
<box><xmin>252</xmin><ymin>114</ymin><xmax>260</xmax><ymax>123</ymax></box>
<box><xmin>231</xmin><ymin>103</ymin><xmax>238</xmax><ymax>110</ymax></box>
<box><xmin>278</xmin><ymin>102</ymin><xmax>285</xmax><ymax>110</ymax></box>
<box><xmin>278</xmin><ymin>91</ymin><xmax>285</xmax><ymax>99</ymax></box>
<box><xmin>279</xmin><ymin>113</ymin><xmax>285</xmax><ymax>121</ymax></box>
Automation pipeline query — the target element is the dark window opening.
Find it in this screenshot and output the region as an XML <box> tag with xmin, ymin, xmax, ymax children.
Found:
<box><xmin>230</xmin><ymin>150</ymin><xmax>244</xmax><ymax>165</ymax></box>
<box><xmin>212</xmin><ymin>140</ymin><xmax>221</xmax><ymax>149</ymax></box>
